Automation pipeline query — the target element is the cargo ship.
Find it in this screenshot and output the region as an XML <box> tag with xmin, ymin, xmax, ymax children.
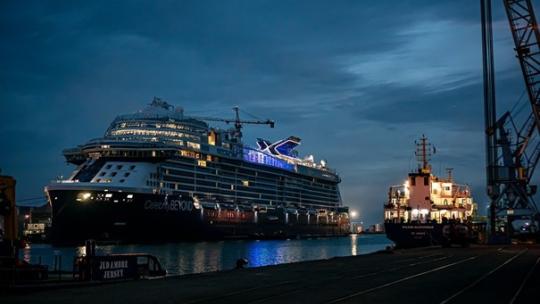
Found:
<box><xmin>46</xmin><ymin>98</ymin><xmax>350</xmax><ymax>244</ymax></box>
<box><xmin>384</xmin><ymin>136</ymin><xmax>476</xmax><ymax>248</ymax></box>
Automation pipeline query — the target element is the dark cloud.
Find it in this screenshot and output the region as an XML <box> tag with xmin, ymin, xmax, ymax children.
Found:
<box><xmin>1</xmin><ymin>0</ymin><xmax>536</xmax><ymax>224</ymax></box>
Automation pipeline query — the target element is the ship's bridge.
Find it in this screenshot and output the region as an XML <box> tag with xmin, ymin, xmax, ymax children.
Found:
<box><xmin>104</xmin><ymin>97</ymin><xmax>208</xmax><ymax>147</ymax></box>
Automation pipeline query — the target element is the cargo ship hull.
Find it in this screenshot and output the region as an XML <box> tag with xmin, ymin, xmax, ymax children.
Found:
<box><xmin>384</xmin><ymin>223</ymin><xmax>444</xmax><ymax>248</ymax></box>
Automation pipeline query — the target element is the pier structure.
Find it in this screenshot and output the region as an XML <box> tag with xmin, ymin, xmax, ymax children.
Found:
<box><xmin>3</xmin><ymin>245</ymin><xmax>540</xmax><ymax>303</ymax></box>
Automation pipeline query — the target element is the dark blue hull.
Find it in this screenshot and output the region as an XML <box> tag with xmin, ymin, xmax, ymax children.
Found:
<box><xmin>49</xmin><ymin>190</ymin><xmax>350</xmax><ymax>245</ymax></box>
<box><xmin>384</xmin><ymin>223</ymin><xmax>444</xmax><ymax>248</ymax></box>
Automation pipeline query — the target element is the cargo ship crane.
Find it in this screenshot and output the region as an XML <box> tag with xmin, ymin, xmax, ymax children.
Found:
<box><xmin>481</xmin><ymin>0</ymin><xmax>540</xmax><ymax>240</ymax></box>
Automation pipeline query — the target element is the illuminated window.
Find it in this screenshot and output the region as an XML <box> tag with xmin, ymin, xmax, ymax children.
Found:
<box><xmin>208</xmin><ymin>131</ymin><xmax>216</xmax><ymax>146</ymax></box>
<box><xmin>180</xmin><ymin>150</ymin><xmax>199</xmax><ymax>158</ymax></box>
<box><xmin>207</xmin><ymin>155</ymin><xmax>212</xmax><ymax>161</ymax></box>
<box><xmin>198</xmin><ymin>160</ymin><xmax>207</xmax><ymax>167</ymax></box>
<box><xmin>242</xmin><ymin>180</ymin><xmax>249</xmax><ymax>187</ymax></box>
<box><xmin>187</xmin><ymin>142</ymin><xmax>201</xmax><ymax>150</ymax></box>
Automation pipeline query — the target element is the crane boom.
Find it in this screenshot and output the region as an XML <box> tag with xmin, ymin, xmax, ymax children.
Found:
<box><xmin>192</xmin><ymin>107</ymin><xmax>274</xmax><ymax>143</ymax></box>
<box><xmin>504</xmin><ymin>0</ymin><xmax>540</xmax><ymax>135</ymax></box>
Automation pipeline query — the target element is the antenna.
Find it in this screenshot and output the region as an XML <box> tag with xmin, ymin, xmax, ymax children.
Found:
<box><xmin>446</xmin><ymin>168</ymin><xmax>454</xmax><ymax>182</ymax></box>
<box><xmin>415</xmin><ymin>135</ymin><xmax>432</xmax><ymax>173</ymax></box>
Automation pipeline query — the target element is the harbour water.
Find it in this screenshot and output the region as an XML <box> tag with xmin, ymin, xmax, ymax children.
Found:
<box><xmin>19</xmin><ymin>234</ymin><xmax>392</xmax><ymax>275</ymax></box>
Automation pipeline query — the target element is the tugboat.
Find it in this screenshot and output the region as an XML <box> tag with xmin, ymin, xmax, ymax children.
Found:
<box><xmin>384</xmin><ymin>136</ymin><xmax>476</xmax><ymax>248</ymax></box>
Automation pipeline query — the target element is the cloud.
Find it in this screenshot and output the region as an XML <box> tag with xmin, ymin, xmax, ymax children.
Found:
<box><xmin>340</xmin><ymin>19</ymin><xmax>516</xmax><ymax>93</ymax></box>
<box><xmin>0</xmin><ymin>0</ymin><xmax>535</xmax><ymax>225</ymax></box>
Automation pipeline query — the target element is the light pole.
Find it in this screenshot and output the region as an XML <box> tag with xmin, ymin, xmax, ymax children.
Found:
<box><xmin>350</xmin><ymin>210</ymin><xmax>359</xmax><ymax>233</ymax></box>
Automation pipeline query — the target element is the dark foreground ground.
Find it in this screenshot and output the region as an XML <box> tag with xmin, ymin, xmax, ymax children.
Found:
<box><xmin>3</xmin><ymin>245</ymin><xmax>540</xmax><ymax>303</ymax></box>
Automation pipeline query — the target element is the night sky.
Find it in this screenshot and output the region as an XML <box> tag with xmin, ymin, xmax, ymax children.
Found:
<box><xmin>1</xmin><ymin>1</ymin><xmax>537</xmax><ymax>225</ymax></box>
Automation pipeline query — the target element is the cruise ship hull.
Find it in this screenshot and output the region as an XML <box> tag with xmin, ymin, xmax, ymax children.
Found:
<box><xmin>48</xmin><ymin>189</ymin><xmax>350</xmax><ymax>245</ymax></box>
<box><xmin>384</xmin><ymin>223</ymin><xmax>444</xmax><ymax>248</ymax></box>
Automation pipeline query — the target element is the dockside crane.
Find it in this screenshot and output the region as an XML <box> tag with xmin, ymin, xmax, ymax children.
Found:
<box><xmin>194</xmin><ymin>106</ymin><xmax>275</xmax><ymax>143</ymax></box>
<box><xmin>481</xmin><ymin>0</ymin><xmax>540</xmax><ymax>241</ymax></box>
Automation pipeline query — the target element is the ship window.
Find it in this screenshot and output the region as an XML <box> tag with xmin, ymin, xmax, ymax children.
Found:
<box><xmin>96</xmin><ymin>179</ymin><xmax>101</xmax><ymax>183</ymax></box>
<box><xmin>188</xmin><ymin>142</ymin><xmax>201</xmax><ymax>150</ymax></box>
<box><xmin>424</xmin><ymin>176</ymin><xmax>429</xmax><ymax>185</ymax></box>
<box><xmin>111</xmin><ymin>172</ymin><xmax>117</xmax><ymax>177</ymax></box>
<box><xmin>117</xmin><ymin>165</ymin><xmax>123</xmax><ymax>170</ymax></box>
<box><xmin>124</xmin><ymin>172</ymin><xmax>130</xmax><ymax>177</ymax></box>
<box><xmin>106</xmin><ymin>164</ymin><xmax>112</xmax><ymax>169</ymax></box>
<box><xmin>130</xmin><ymin>165</ymin><xmax>136</xmax><ymax>170</ymax></box>
<box><xmin>410</xmin><ymin>177</ymin><xmax>416</xmax><ymax>186</ymax></box>
<box><xmin>100</xmin><ymin>172</ymin><xmax>106</xmax><ymax>176</ymax></box>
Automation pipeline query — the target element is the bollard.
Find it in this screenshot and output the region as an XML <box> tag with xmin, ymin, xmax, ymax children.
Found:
<box><xmin>235</xmin><ymin>258</ymin><xmax>248</xmax><ymax>269</ymax></box>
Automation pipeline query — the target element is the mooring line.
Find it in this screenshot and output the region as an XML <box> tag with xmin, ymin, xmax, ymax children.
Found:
<box><xmin>326</xmin><ymin>255</ymin><xmax>478</xmax><ymax>303</ymax></box>
<box><xmin>439</xmin><ymin>248</ymin><xmax>528</xmax><ymax>304</ymax></box>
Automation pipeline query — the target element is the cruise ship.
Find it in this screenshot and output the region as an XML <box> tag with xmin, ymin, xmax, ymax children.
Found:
<box><xmin>46</xmin><ymin>98</ymin><xmax>350</xmax><ymax>244</ymax></box>
<box><xmin>384</xmin><ymin>136</ymin><xmax>476</xmax><ymax>247</ymax></box>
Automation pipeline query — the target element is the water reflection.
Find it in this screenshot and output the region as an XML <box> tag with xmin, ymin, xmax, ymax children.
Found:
<box><xmin>19</xmin><ymin>234</ymin><xmax>392</xmax><ymax>275</ymax></box>
<box><xmin>351</xmin><ymin>234</ymin><xmax>358</xmax><ymax>256</ymax></box>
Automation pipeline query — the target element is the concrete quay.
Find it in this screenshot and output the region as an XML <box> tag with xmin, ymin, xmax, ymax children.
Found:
<box><xmin>3</xmin><ymin>245</ymin><xmax>540</xmax><ymax>304</ymax></box>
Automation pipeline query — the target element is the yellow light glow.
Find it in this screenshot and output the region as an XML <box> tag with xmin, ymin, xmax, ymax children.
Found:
<box><xmin>350</xmin><ymin>210</ymin><xmax>358</xmax><ymax>218</ymax></box>
<box><xmin>77</xmin><ymin>192</ymin><xmax>92</xmax><ymax>202</ymax></box>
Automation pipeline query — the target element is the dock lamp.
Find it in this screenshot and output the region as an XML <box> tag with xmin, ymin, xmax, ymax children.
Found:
<box><xmin>350</xmin><ymin>210</ymin><xmax>359</xmax><ymax>234</ymax></box>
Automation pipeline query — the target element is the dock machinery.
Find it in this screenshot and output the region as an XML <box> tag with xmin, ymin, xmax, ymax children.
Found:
<box><xmin>0</xmin><ymin>175</ymin><xmax>18</xmax><ymax>257</ymax></box>
<box><xmin>481</xmin><ymin>0</ymin><xmax>540</xmax><ymax>241</ymax></box>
